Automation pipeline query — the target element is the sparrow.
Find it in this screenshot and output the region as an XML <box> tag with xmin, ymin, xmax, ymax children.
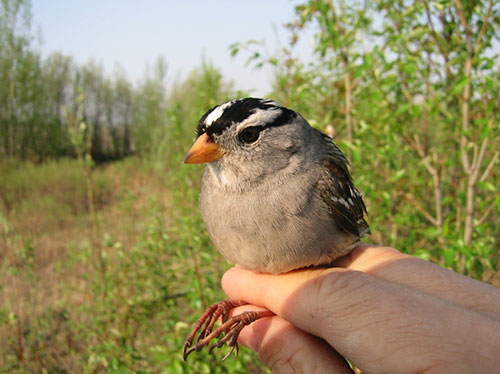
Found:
<box><xmin>183</xmin><ymin>97</ymin><xmax>369</xmax><ymax>360</ymax></box>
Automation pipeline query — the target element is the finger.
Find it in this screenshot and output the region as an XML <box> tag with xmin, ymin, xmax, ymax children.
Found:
<box><xmin>335</xmin><ymin>244</ymin><xmax>500</xmax><ymax>320</ymax></box>
<box><xmin>231</xmin><ymin>305</ymin><xmax>352</xmax><ymax>374</ymax></box>
<box><xmin>222</xmin><ymin>266</ymin><xmax>500</xmax><ymax>373</ymax></box>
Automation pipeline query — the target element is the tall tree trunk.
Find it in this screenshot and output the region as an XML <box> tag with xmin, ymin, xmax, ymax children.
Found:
<box><xmin>344</xmin><ymin>68</ymin><xmax>353</xmax><ymax>160</ymax></box>
<box><xmin>461</xmin><ymin>37</ymin><xmax>474</xmax><ymax>246</ymax></box>
<box><xmin>8</xmin><ymin>81</ymin><xmax>15</xmax><ymax>158</ymax></box>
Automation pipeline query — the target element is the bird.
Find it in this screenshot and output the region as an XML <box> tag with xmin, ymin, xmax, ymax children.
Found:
<box><xmin>182</xmin><ymin>97</ymin><xmax>369</xmax><ymax>360</ymax></box>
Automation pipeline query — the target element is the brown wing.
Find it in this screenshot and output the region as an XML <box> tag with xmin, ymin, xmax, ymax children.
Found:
<box><xmin>315</xmin><ymin>130</ymin><xmax>369</xmax><ymax>237</ymax></box>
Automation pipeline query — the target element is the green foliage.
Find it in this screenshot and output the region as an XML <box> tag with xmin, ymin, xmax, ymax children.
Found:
<box><xmin>132</xmin><ymin>57</ymin><xmax>169</xmax><ymax>159</ymax></box>
<box><xmin>0</xmin><ymin>159</ymin><xmax>112</xmax><ymax>220</ymax></box>
<box><xmin>0</xmin><ymin>1</ymin><xmax>133</xmax><ymax>161</ymax></box>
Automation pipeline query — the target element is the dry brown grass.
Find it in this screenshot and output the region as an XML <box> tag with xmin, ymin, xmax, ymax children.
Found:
<box><xmin>0</xmin><ymin>158</ymin><xmax>171</xmax><ymax>372</ymax></box>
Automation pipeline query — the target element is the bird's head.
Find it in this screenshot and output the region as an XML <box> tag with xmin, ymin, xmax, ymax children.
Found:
<box><xmin>184</xmin><ymin>98</ymin><xmax>316</xmax><ymax>188</ymax></box>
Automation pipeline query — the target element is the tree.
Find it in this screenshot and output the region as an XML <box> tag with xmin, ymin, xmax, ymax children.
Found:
<box><xmin>0</xmin><ymin>0</ymin><xmax>40</xmax><ymax>159</ymax></box>
<box><xmin>132</xmin><ymin>56</ymin><xmax>168</xmax><ymax>158</ymax></box>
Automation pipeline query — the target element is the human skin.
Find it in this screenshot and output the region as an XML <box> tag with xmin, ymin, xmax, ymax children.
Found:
<box><xmin>221</xmin><ymin>244</ymin><xmax>500</xmax><ymax>373</ymax></box>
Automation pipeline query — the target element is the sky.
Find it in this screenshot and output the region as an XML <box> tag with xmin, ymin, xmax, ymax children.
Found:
<box><xmin>31</xmin><ymin>0</ymin><xmax>315</xmax><ymax>96</ymax></box>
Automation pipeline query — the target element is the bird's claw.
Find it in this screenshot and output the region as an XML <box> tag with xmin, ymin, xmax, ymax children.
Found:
<box><xmin>182</xmin><ymin>300</ymin><xmax>274</xmax><ymax>360</ymax></box>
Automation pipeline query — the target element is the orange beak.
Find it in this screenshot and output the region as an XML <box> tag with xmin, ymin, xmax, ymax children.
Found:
<box><xmin>183</xmin><ymin>133</ymin><xmax>224</xmax><ymax>164</ymax></box>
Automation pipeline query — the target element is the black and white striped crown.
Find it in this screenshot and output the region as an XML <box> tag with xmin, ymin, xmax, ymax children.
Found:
<box><xmin>197</xmin><ymin>98</ymin><xmax>297</xmax><ymax>138</ymax></box>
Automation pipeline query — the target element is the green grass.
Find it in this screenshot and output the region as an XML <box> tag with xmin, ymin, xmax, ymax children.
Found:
<box><xmin>0</xmin><ymin>158</ymin><xmax>267</xmax><ymax>373</ymax></box>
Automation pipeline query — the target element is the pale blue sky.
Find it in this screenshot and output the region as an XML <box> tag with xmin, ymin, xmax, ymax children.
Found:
<box><xmin>31</xmin><ymin>0</ymin><xmax>314</xmax><ymax>96</ymax></box>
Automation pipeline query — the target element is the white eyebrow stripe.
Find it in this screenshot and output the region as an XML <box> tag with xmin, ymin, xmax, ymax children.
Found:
<box><xmin>261</xmin><ymin>99</ymin><xmax>279</xmax><ymax>106</ymax></box>
<box><xmin>205</xmin><ymin>101</ymin><xmax>233</xmax><ymax>127</ymax></box>
<box><xmin>235</xmin><ymin>107</ymin><xmax>282</xmax><ymax>132</ymax></box>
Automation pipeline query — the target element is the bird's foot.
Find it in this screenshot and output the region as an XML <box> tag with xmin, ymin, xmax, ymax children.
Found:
<box><xmin>183</xmin><ymin>299</ymin><xmax>274</xmax><ymax>360</ymax></box>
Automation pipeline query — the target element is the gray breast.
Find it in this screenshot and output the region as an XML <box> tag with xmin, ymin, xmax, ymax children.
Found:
<box><xmin>199</xmin><ymin>166</ymin><xmax>357</xmax><ymax>274</ymax></box>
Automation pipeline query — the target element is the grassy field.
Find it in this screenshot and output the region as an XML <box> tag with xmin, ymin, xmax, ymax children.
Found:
<box><xmin>0</xmin><ymin>158</ymin><xmax>267</xmax><ymax>373</ymax></box>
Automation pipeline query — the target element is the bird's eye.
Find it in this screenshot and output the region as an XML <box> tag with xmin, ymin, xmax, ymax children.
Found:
<box><xmin>239</xmin><ymin>127</ymin><xmax>261</xmax><ymax>143</ymax></box>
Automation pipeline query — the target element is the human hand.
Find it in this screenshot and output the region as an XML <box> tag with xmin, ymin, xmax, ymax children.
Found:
<box><xmin>221</xmin><ymin>244</ymin><xmax>500</xmax><ymax>373</ymax></box>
